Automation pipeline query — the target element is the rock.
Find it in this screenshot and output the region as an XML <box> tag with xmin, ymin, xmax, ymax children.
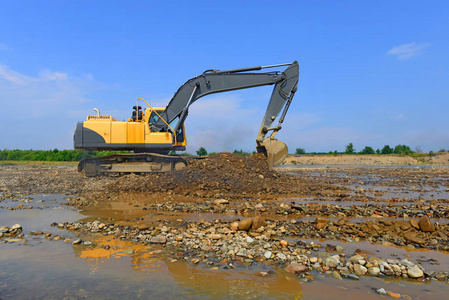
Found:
<box><xmin>353</xmin><ymin>264</ymin><xmax>367</xmax><ymax>275</ymax></box>
<box><xmin>316</xmin><ymin>223</ymin><xmax>326</xmax><ymax>230</ymax></box>
<box><xmin>310</xmin><ymin>257</ymin><xmax>318</xmax><ymax>263</ymax></box>
<box><xmin>245</xmin><ymin>236</ymin><xmax>254</xmax><ymax>243</ymax></box>
<box><xmin>332</xmin><ymin>270</ymin><xmax>342</xmax><ymax>279</ymax></box>
<box><xmin>214</xmin><ymin>199</ymin><xmax>229</xmax><ymax>205</ymax></box>
<box><xmin>264</xmin><ymin>251</ymin><xmax>272</xmax><ymax>259</ymax></box>
<box><xmin>277</xmin><ymin>252</ymin><xmax>287</xmax><ymax>260</ymax></box>
<box><xmin>138</xmin><ymin>224</ymin><xmax>150</xmax><ymax>230</ymax></box>
<box><xmin>410</xmin><ymin>219</ymin><xmax>420</xmax><ymax>230</ymax></box>
<box><xmin>375</xmin><ymin>288</ymin><xmax>386</xmax><ymax>295</ymax></box>
<box><xmin>0</xmin><ymin>227</ymin><xmax>9</xmax><ymax>233</ymax></box>
<box><xmin>238</xmin><ymin>218</ymin><xmax>253</xmax><ymax>231</ymax></box>
<box><xmin>381</xmin><ymin>241</ymin><xmax>395</xmax><ymax>247</ymax></box>
<box><xmin>11</xmin><ymin>224</ymin><xmax>22</xmax><ymax>231</ymax></box>
<box><xmin>340</xmin><ymin>273</ymin><xmax>359</xmax><ymax>280</ymax></box>
<box><xmin>324</xmin><ymin>257</ymin><xmax>339</xmax><ymax>268</ymax></box>
<box><xmin>280</xmin><ymin>240</ymin><xmax>288</xmax><ymax>247</ymax></box>
<box><xmin>252</xmin><ymin>215</ymin><xmax>267</xmax><ymax>230</ymax></box>
<box><xmin>316</xmin><ymin>216</ymin><xmax>329</xmax><ymax>224</ymax></box>
<box><xmin>367</xmin><ymin>267</ymin><xmax>380</xmax><ymax>276</ymax></box>
<box><xmin>285</xmin><ymin>263</ymin><xmax>307</xmax><ymax>274</ymax></box>
<box><xmin>386</xmin><ymin>291</ymin><xmax>401</xmax><ymax>299</ymax></box>
<box><xmin>208</xmin><ymin>234</ymin><xmax>222</xmax><ymax>240</ymax></box>
<box><xmin>404</xmin><ymin>233</ymin><xmax>426</xmax><ymax>244</ymax></box>
<box><xmin>230</xmin><ymin>222</ymin><xmax>239</xmax><ymax>231</ymax></box>
<box><xmin>418</xmin><ymin>216</ymin><xmax>435</xmax><ymax>232</ymax></box>
<box><xmin>401</xmin><ymin>259</ymin><xmax>414</xmax><ymax>268</ymax></box>
<box><xmin>407</xmin><ymin>266</ymin><xmax>424</xmax><ymax>278</ymax></box>
<box><xmin>150</xmin><ymin>235</ymin><xmax>167</xmax><ymax>244</ymax></box>
<box><xmin>72</xmin><ymin>239</ymin><xmax>82</xmax><ymax>244</ymax></box>
<box><xmin>256</xmin><ymin>271</ymin><xmax>269</xmax><ymax>277</ymax></box>
<box><xmin>336</xmin><ymin>246</ymin><xmax>344</xmax><ymax>252</ymax></box>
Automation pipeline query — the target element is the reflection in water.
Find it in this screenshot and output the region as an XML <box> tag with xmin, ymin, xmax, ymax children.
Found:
<box><xmin>73</xmin><ymin>233</ymin><xmax>304</xmax><ymax>299</ymax></box>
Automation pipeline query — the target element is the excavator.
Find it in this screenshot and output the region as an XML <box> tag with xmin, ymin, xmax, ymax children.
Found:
<box><xmin>74</xmin><ymin>61</ymin><xmax>299</xmax><ymax>176</ymax></box>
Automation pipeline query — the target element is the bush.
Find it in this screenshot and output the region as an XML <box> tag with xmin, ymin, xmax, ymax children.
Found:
<box><xmin>360</xmin><ymin>146</ymin><xmax>375</xmax><ymax>154</ymax></box>
<box><xmin>295</xmin><ymin>148</ymin><xmax>306</xmax><ymax>155</ymax></box>
<box><xmin>344</xmin><ymin>143</ymin><xmax>355</xmax><ymax>154</ymax></box>
<box><xmin>381</xmin><ymin>145</ymin><xmax>394</xmax><ymax>154</ymax></box>
<box><xmin>196</xmin><ymin>147</ymin><xmax>208</xmax><ymax>156</ymax></box>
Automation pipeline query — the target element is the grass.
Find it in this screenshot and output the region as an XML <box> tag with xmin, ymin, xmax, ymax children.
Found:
<box><xmin>0</xmin><ymin>161</ymin><xmax>78</xmax><ymax>166</ymax></box>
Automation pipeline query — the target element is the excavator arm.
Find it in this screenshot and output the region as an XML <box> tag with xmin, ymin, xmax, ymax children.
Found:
<box><xmin>154</xmin><ymin>61</ymin><xmax>299</xmax><ymax>166</ymax></box>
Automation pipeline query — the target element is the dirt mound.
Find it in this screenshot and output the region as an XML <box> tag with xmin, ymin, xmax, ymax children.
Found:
<box><xmin>108</xmin><ymin>152</ymin><xmax>332</xmax><ymax>198</ymax></box>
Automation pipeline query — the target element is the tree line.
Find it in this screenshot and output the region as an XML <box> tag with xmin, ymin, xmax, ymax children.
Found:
<box><xmin>0</xmin><ymin>149</ymin><xmax>130</xmax><ymax>162</ymax></box>
<box><xmin>295</xmin><ymin>143</ymin><xmax>446</xmax><ymax>155</ymax></box>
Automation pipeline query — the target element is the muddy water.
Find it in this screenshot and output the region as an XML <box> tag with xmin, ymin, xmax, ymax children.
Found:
<box><xmin>1</xmin><ymin>195</ymin><xmax>449</xmax><ymax>299</ymax></box>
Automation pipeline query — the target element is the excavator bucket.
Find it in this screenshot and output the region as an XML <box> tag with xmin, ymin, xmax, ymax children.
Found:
<box><xmin>258</xmin><ymin>138</ymin><xmax>289</xmax><ymax>168</ymax></box>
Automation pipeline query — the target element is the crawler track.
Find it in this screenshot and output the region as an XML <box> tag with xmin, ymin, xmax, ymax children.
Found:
<box><xmin>78</xmin><ymin>153</ymin><xmax>196</xmax><ymax>177</ymax></box>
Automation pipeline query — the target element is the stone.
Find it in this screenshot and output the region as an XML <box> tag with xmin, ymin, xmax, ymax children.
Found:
<box><xmin>264</xmin><ymin>251</ymin><xmax>272</xmax><ymax>259</ymax></box>
<box><xmin>230</xmin><ymin>222</ymin><xmax>239</xmax><ymax>231</ymax></box>
<box><xmin>280</xmin><ymin>240</ymin><xmax>288</xmax><ymax>247</ymax></box>
<box><xmin>340</xmin><ymin>273</ymin><xmax>359</xmax><ymax>280</ymax></box>
<box><xmin>404</xmin><ymin>233</ymin><xmax>426</xmax><ymax>244</ymax></box>
<box><xmin>332</xmin><ymin>271</ymin><xmax>342</xmax><ymax>279</ymax></box>
<box><xmin>150</xmin><ymin>235</ymin><xmax>167</xmax><ymax>244</ymax></box>
<box><xmin>386</xmin><ymin>291</ymin><xmax>401</xmax><ymax>299</ymax></box>
<box><xmin>276</xmin><ymin>252</ymin><xmax>287</xmax><ymax>260</ymax></box>
<box><xmin>252</xmin><ymin>216</ymin><xmax>267</xmax><ymax>230</ymax></box>
<box><xmin>381</xmin><ymin>241</ymin><xmax>395</xmax><ymax>247</ymax></box>
<box><xmin>407</xmin><ymin>266</ymin><xmax>424</xmax><ymax>278</ymax></box>
<box><xmin>376</xmin><ymin>288</ymin><xmax>386</xmax><ymax>295</ymax></box>
<box><xmin>238</xmin><ymin>218</ymin><xmax>253</xmax><ymax>231</ymax></box>
<box><xmin>418</xmin><ymin>216</ymin><xmax>435</xmax><ymax>232</ymax></box>
<box><xmin>72</xmin><ymin>239</ymin><xmax>82</xmax><ymax>245</ymax></box>
<box><xmin>316</xmin><ymin>223</ymin><xmax>326</xmax><ymax>230</ymax></box>
<box><xmin>353</xmin><ymin>264</ymin><xmax>367</xmax><ymax>275</ymax></box>
<box><xmin>256</xmin><ymin>271</ymin><xmax>269</xmax><ymax>277</ymax></box>
<box><xmin>138</xmin><ymin>224</ymin><xmax>150</xmax><ymax>230</ymax></box>
<box><xmin>401</xmin><ymin>259</ymin><xmax>414</xmax><ymax>268</ymax></box>
<box><xmin>316</xmin><ymin>216</ymin><xmax>329</xmax><ymax>224</ymax></box>
<box><xmin>310</xmin><ymin>257</ymin><xmax>318</xmax><ymax>263</ymax></box>
<box><xmin>367</xmin><ymin>267</ymin><xmax>380</xmax><ymax>276</ymax></box>
<box><xmin>214</xmin><ymin>199</ymin><xmax>229</xmax><ymax>205</ymax></box>
<box><xmin>285</xmin><ymin>263</ymin><xmax>307</xmax><ymax>274</ymax></box>
<box><xmin>410</xmin><ymin>219</ymin><xmax>420</xmax><ymax>230</ymax></box>
<box><xmin>324</xmin><ymin>257</ymin><xmax>339</xmax><ymax>268</ymax></box>
<box><xmin>11</xmin><ymin>224</ymin><xmax>22</xmax><ymax>231</ymax></box>
<box><xmin>208</xmin><ymin>234</ymin><xmax>222</xmax><ymax>240</ymax></box>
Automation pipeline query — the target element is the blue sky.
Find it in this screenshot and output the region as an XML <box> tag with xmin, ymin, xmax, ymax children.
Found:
<box><xmin>0</xmin><ymin>1</ymin><xmax>447</xmax><ymax>153</ymax></box>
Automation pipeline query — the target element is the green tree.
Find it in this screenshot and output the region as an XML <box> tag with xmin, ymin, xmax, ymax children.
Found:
<box><xmin>381</xmin><ymin>145</ymin><xmax>394</xmax><ymax>154</ymax></box>
<box><xmin>344</xmin><ymin>143</ymin><xmax>355</xmax><ymax>154</ymax></box>
<box><xmin>360</xmin><ymin>146</ymin><xmax>375</xmax><ymax>154</ymax></box>
<box><xmin>196</xmin><ymin>147</ymin><xmax>208</xmax><ymax>156</ymax></box>
<box><xmin>393</xmin><ymin>145</ymin><xmax>414</xmax><ymax>155</ymax></box>
<box><xmin>376</xmin><ymin>149</ymin><xmax>380</xmax><ymax>154</ymax></box>
<box><xmin>295</xmin><ymin>148</ymin><xmax>306</xmax><ymax>155</ymax></box>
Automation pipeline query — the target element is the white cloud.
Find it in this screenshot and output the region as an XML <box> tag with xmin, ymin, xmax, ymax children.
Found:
<box><xmin>387</xmin><ymin>42</ymin><xmax>431</xmax><ymax>60</ymax></box>
<box><xmin>391</xmin><ymin>113</ymin><xmax>407</xmax><ymax>120</ymax></box>
<box><xmin>0</xmin><ymin>64</ymin><xmax>100</xmax><ymax>149</ymax></box>
<box><xmin>0</xmin><ymin>43</ymin><xmax>11</xmax><ymax>51</ymax></box>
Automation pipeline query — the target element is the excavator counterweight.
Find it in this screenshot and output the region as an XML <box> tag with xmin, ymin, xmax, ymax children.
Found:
<box><xmin>74</xmin><ymin>61</ymin><xmax>299</xmax><ymax>176</ymax></box>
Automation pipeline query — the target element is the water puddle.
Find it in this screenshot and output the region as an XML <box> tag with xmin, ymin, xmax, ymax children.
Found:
<box><xmin>1</xmin><ymin>193</ymin><xmax>449</xmax><ymax>299</ymax></box>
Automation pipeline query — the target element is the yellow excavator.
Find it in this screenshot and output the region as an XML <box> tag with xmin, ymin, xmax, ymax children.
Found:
<box><xmin>74</xmin><ymin>61</ymin><xmax>299</xmax><ymax>176</ymax></box>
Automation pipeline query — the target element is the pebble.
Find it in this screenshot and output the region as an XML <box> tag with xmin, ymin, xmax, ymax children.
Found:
<box><xmin>407</xmin><ymin>266</ymin><xmax>424</xmax><ymax>278</ymax></box>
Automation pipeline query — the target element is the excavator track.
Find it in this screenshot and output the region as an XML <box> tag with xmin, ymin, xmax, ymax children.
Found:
<box><xmin>78</xmin><ymin>153</ymin><xmax>194</xmax><ymax>177</ymax></box>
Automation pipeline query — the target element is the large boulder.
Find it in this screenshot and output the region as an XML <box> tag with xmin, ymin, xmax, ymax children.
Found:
<box><xmin>238</xmin><ymin>218</ymin><xmax>253</xmax><ymax>231</ymax></box>
<box><xmin>252</xmin><ymin>215</ymin><xmax>267</xmax><ymax>230</ymax></box>
<box><xmin>418</xmin><ymin>216</ymin><xmax>435</xmax><ymax>232</ymax></box>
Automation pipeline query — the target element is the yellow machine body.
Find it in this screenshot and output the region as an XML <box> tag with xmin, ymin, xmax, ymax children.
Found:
<box><xmin>74</xmin><ymin>107</ymin><xmax>186</xmax><ymax>154</ymax></box>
